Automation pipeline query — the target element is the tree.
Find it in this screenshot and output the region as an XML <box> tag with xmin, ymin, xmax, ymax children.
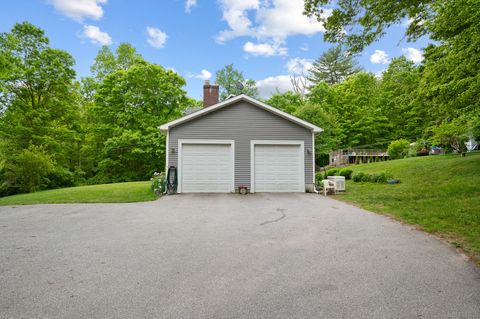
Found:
<box><xmin>378</xmin><ymin>56</ymin><xmax>426</xmax><ymax>140</ymax></box>
<box><xmin>265</xmin><ymin>92</ymin><xmax>304</xmax><ymax>114</ymax></box>
<box><xmin>304</xmin><ymin>0</ymin><xmax>434</xmax><ymax>53</ymax></box>
<box><xmin>88</xmin><ymin>61</ymin><xmax>189</xmax><ymax>182</ymax></box>
<box><xmin>0</xmin><ymin>22</ymin><xmax>80</xmax><ymax>190</ymax></box>
<box><xmin>330</xmin><ymin>72</ymin><xmax>389</xmax><ymax>148</ymax></box>
<box><xmin>418</xmin><ymin>0</ymin><xmax>480</xmax><ymax>123</ymax></box>
<box><xmin>215</xmin><ymin>64</ymin><xmax>258</xmax><ymax>100</ymax></box>
<box><xmin>90</xmin><ymin>43</ymin><xmax>143</xmax><ymax>81</ymax></box>
<box><xmin>295</xmin><ymin>102</ymin><xmax>342</xmax><ymax>163</ymax></box>
<box><xmin>431</xmin><ymin>118</ymin><xmax>469</xmax><ymax>155</ymax></box>
<box><xmin>307</xmin><ymin>46</ymin><xmax>361</xmax><ymax>85</ymax></box>
<box><xmin>387</xmin><ymin>139</ymin><xmax>410</xmax><ymax>159</ymax></box>
<box><xmin>4</xmin><ymin>145</ymin><xmax>55</xmax><ymax>193</ymax></box>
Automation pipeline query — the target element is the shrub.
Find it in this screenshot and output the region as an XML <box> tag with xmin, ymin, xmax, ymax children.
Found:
<box><xmin>315</xmin><ymin>172</ymin><xmax>324</xmax><ymax>186</ymax></box>
<box><xmin>151</xmin><ymin>172</ymin><xmax>166</xmax><ymax>194</ymax></box>
<box><xmin>352</xmin><ymin>172</ymin><xmax>366</xmax><ymax>182</ymax></box>
<box><xmin>371</xmin><ymin>172</ymin><xmax>392</xmax><ymax>183</ymax></box>
<box><xmin>324</xmin><ymin>168</ymin><xmax>340</xmax><ymax>178</ymax></box>
<box><xmin>361</xmin><ymin>174</ymin><xmax>372</xmax><ymax>182</ymax></box>
<box><xmin>338</xmin><ymin>168</ymin><xmax>353</xmax><ymax>180</ymax></box>
<box><xmin>47</xmin><ymin>167</ymin><xmax>76</xmax><ymax>189</ymax></box>
<box><xmin>387</xmin><ymin>139</ymin><xmax>410</xmax><ymax>159</ymax></box>
<box><xmin>353</xmin><ymin>171</ymin><xmax>394</xmax><ymax>183</ymax></box>
<box><xmin>12</xmin><ymin>145</ymin><xmax>55</xmax><ymax>193</ymax></box>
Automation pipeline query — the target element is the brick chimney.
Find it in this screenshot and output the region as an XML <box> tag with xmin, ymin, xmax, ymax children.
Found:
<box><xmin>203</xmin><ymin>80</ymin><xmax>219</xmax><ymax>107</ymax></box>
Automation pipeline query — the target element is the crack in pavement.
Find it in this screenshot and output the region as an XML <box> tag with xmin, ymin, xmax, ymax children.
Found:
<box><xmin>260</xmin><ymin>208</ymin><xmax>287</xmax><ymax>226</ymax></box>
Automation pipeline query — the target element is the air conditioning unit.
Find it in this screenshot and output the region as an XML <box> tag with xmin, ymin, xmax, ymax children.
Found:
<box><xmin>327</xmin><ymin>176</ymin><xmax>345</xmax><ymax>192</ymax></box>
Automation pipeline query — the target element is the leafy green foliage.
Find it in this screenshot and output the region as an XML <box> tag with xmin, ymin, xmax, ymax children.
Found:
<box><xmin>47</xmin><ymin>167</ymin><xmax>76</xmax><ymax>189</ymax></box>
<box><xmin>90</xmin><ymin>43</ymin><xmax>143</xmax><ymax>81</ymax></box>
<box><xmin>387</xmin><ymin>139</ymin><xmax>410</xmax><ymax>159</ymax></box>
<box><xmin>325</xmin><ymin>168</ymin><xmax>340</xmax><ymax>178</ymax></box>
<box><xmin>308</xmin><ymin>46</ymin><xmax>362</xmax><ymax>85</ymax></box>
<box><xmin>330</xmin><ymin>73</ymin><xmax>389</xmax><ymax>147</ymax></box>
<box><xmin>315</xmin><ymin>172</ymin><xmax>324</xmax><ymax>186</ymax></box>
<box><xmin>0</xmin><ymin>22</ymin><xmax>79</xmax><ymax>194</ymax></box>
<box><xmin>338</xmin><ymin>168</ymin><xmax>353</xmax><ymax>180</ymax></box>
<box><xmin>378</xmin><ymin>57</ymin><xmax>426</xmax><ymax>140</ymax></box>
<box><xmin>419</xmin><ymin>0</ymin><xmax>480</xmax><ymax>124</ymax></box>
<box><xmin>352</xmin><ymin>171</ymin><xmax>393</xmax><ymax>183</ymax></box>
<box><xmin>303</xmin><ymin>0</ymin><xmax>479</xmax><ymax>152</ymax></box>
<box><xmin>88</xmin><ymin>62</ymin><xmax>188</xmax><ymax>182</ymax></box>
<box><xmin>431</xmin><ymin>119</ymin><xmax>469</xmax><ymax>154</ymax></box>
<box><xmin>295</xmin><ymin>101</ymin><xmax>342</xmax><ymax>157</ymax></box>
<box><xmin>8</xmin><ymin>145</ymin><xmax>55</xmax><ymax>193</ymax></box>
<box><xmin>303</xmin><ymin>0</ymin><xmax>434</xmax><ymax>53</ymax></box>
<box><xmin>215</xmin><ymin>64</ymin><xmax>258</xmax><ymax>100</ymax></box>
<box><xmin>352</xmin><ymin>172</ymin><xmax>365</xmax><ymax>182</ymax></box>
<box><xmin>265</xmin><ymin>92</ymin><xmax>303</xmax><ymax>114</ymax></box>
<box><xmin>151</xmin><ymin>172</ymin><xmax>166</xmax><ymax>194</ymax></box>
<box><xmin>0</xmin><ymin>23</ymin><xmax>188</xmax><ymax>195</ymax></box>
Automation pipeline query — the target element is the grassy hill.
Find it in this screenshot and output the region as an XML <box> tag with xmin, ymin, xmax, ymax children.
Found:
<box><xmin>0</xmin><ymin>181</ymin><xmax>156</xmax><ymax>205</ymax></box>
<box><xmin>337</xmin><ymin>152</ymin><xmax>480</xmax><ymax>263</ymax></box>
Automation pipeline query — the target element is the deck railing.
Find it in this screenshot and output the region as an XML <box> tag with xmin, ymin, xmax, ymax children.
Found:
<box><xmin>329</xmin><ymin>149</ymin><xmax>389</xmax><ymax>166</ymax></box>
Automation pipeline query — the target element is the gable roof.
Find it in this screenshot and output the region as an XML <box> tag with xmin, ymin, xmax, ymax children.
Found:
<box><xmin>159</xmin><ymin>94</ymin><xmax>323</xmax><ymax>133</ymax></box>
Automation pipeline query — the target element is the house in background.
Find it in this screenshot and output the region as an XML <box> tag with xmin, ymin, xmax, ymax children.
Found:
<box><xmin>159</xmin><ymin>81</ymin><xmax>322</xmax><ymax>193</ymax></box>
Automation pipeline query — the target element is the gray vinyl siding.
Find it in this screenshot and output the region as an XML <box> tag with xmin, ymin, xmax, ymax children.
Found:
<box><xmin>168</xmin><ymin>101</ymin><xmax>314</xmax><ymax>190</ymax></box>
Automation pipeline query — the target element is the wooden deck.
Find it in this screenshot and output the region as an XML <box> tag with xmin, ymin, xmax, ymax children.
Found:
<box><xmin>329</xmin><ymin>149</ymin><xmax>389</xmax><ymax>166</ymax></box>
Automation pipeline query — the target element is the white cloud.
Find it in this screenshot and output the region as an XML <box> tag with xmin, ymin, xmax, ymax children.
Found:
<box><xmin>82</xmin><ymin>25</ymin><xmax>112</xmax><ymax>45</ymax></box>
<box><xmin>217</xmin><ymin>0</ymin><xmax>329</xmax><ymax>44</ymax></box>
<box><xmin>255</xmin><ymin>57</ymin><xmax>314</xmax><ymax>98</ymax></box>
<box><xmin>193</xmin><ymin>69</ymin><xmax>212</xmax><ymax>80</ymax></box>
<box><xmin>286</xmin><ymin>57</ymin><xmax>313</xmax><ymax>75</ymax></box>
<box><xmin>370</xmin><ymin>50</ymin><xmax>390</xmax><ymax>64</ymax></box>
<box><xmin>49</xmin><ymin>0</ymin><xmax>107</xmax><ymax>22</ymax></box>
<box><xmin>243</xmin><ymin>41</ymin><xmax>287</xmax><ymax>56</ymax></box>
<box><xmin>185</xmin><ymin>0</ymin><xmax>197</xmax><ymax>12</ymax></box>
<box><xmin>402</xmin><ymin>47</ymin><xmax>424</xmax><ymax>63</ymax></box>
<box><xmin>256</xmin><ymin>75</ymin><xmax>293</xmax><ymax>98</ymax></box>
<box><xmin>146</xmin><ymin>27</ymin><xmax>167</xmax><ymax>48</ymax></box>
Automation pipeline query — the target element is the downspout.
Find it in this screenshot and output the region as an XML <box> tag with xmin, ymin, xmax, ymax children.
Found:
<box><xmin>312</xmin><ymin>131</ymin><xmax>319</xmax><ymax>194</ymax></box>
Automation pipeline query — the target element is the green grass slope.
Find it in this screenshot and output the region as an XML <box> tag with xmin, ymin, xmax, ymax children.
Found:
<box><xmin>0</xmin><ymin>181</ymin><xmax>157</xmax><ymax>205</ymax></box>
<box><xmin>337</xmin><ymin>152</ymin><xmax>480</xmax><ymax>262</ymax></box>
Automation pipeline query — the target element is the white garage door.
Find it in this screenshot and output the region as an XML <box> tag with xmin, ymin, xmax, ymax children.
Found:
<box><xmin>180</xmin><ymin>143</ymin><xmax>234</xmax><ymax>193</ymax></box>
<box><xmin>253</xmin><ymin>144</ymin><xmax>304</xmax><ymax>192</ymax></box>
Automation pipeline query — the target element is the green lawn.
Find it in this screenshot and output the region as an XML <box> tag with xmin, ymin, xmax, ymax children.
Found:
<box><xmin>0</xmin><ymin>181</ymin><xmax>157</xmax><ymax>205</ymax></box>
<box><xmin>336</xmin><ymin>152</ymin><xmax>480</xmax><ymax>263</ymax></box>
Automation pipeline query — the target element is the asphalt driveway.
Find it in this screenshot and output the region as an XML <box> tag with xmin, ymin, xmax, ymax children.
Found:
<box><xmin>1</xmin><ymin>193</ymin><xmax>479</xmax><ymax>319</ymax></box>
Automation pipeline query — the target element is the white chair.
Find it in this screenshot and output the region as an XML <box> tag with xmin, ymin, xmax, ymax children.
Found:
<box><xmin>322</xmin><ymin>179</ymin><xmax>336</xmax><ymax>196</ymax></box>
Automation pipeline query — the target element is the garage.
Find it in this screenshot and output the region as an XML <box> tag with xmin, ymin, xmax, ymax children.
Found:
<box><xmin>178</xmin><ymin>140</ymin><xmax>234</xmax><ymax>193</ymax></box>
<box><xmin>251</xmin><ymin>141</ymin><xmax>305</xmax><ymax>193</ymax></box>
<box><xmin>160</xmin><ymin>93</ymin><xmax>322</xmax><ymax>194</ymax></box>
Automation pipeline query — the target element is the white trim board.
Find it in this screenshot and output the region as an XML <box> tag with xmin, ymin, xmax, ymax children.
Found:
<box><xmin>312</xmin><ymin>132</ymin><xmax>315</xmax><ymax>184</ymax></box>
<box><xmin>250</xmin><ymin>140</ymin><xmax>305</xmax><ymax>193</ymax></box>
<box><xmin>159</xmin><ymin>94</ymin><xmax>323</xmax><ymax>133</ymax></box>
<box><xmin>165</xmin><ymin>130</ymin><xmax>169</xmax><ymax>172</ymax></box>
<box><xmin>177</xmin><ymin>139</ymin><xmax>235</xmax><ymax>193</ymax></box>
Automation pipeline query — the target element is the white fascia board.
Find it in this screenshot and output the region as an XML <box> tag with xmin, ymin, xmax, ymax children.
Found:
<box><xmin>158</xmin><ymin>94</ymin><xmax>323</xmax><ymax>133</ymax></box>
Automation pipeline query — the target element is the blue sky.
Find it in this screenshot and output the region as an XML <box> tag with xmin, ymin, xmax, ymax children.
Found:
<box><xmin>0</xmin><ymin>0</ymin><xmax>429</xmax><ymax>99</ymax></box>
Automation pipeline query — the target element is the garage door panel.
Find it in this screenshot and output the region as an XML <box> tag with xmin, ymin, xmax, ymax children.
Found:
<box><xmin>254</xmin><ymin>144</ymin><xmax>303</xmax><ymax>192</ymax></box>
<box><xmin>181</xmin><ymin>143</ymin><xmax>233</xmax><ymax>193</ymax></box>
